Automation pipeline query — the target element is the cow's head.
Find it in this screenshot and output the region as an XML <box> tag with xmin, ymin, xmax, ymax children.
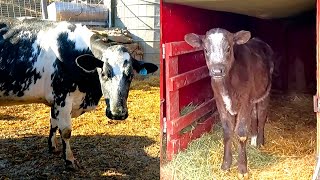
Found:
<box><xmin>75</xmin><ymin>35</ymin><xmax>158</xmax><ymax>120</ymax></box>
<box><xmin>184</xmin><ymin>28</ymin><xmax>251</xmax><ymax>80</ymax></box>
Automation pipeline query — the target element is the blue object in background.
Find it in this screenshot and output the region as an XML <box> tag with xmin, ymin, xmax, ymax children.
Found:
<box><xmin>139</xmin><ymin>68</ymin><xmax>147</xmax><ymax>75</ymax></box>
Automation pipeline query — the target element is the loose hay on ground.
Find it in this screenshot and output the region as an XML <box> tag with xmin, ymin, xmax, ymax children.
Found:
<box><xmin>162</xmin><ymin>94</ymin><xmax>316</xmax><ymax>180</ymax></box>
<box><xmin>0</xmin><ymin>76</ymin><xmax>160</xmax><ymax>179</ymax></box>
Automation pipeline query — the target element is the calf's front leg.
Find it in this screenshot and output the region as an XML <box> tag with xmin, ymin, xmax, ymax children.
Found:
<box><xmin>220</xmin><ymin>112</ymin><xmax>235</xmax><ymax>170</ymax></box>
<box><xmin>235</xmin><ymin>104</ymin><xmax>253</xmax><ymax>178</ymax></box>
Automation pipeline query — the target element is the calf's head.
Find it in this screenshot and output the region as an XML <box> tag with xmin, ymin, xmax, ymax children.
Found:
<box><xmin>76</xmin><ymin>36</ymin><xmax>158</xmax><ymax>120</ymax></box>
<box><xmin>185</xmin><ymin>28</ymin><xmax>251</xmax><ymax>79</ymax></box>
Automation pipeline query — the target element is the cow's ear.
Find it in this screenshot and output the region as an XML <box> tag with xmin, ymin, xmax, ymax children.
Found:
<box><xmin>184</xmin><ymin>33</ymin><xmax>203</xmax><ymax>48</ymax></box>
<box><xmin>76</xmin><ymin>54</ymin><xmax>104</xmax><ymax>73</ymax></box>
<box><xmin>234</xmin><ymin>30</ymin><xmax>251</xmax><ymax>45</ymax></box>
<box><xmin>132</xmin><ymin>58</ymin><xmax>158</xmax><ymax>75</ymax></box>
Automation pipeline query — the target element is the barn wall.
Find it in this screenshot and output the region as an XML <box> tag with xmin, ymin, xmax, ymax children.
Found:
<box><xmin>112</xmin><ymin>0</ymin><xmax>160</xmax><ymax>66</ymax></box>
<box><xmin>248</xmin><ymin>11</ymin><xmax>316</xmax><ymax>94</ymax></box>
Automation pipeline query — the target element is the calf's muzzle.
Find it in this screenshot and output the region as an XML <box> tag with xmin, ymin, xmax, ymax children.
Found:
<box><xmin>210</xmin><ymin>64</ymin><xmax>226</xmax><ymax>78</ymax></box>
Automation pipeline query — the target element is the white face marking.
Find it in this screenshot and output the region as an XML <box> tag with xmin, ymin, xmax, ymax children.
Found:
<box><xmin>208</xmin><ymin>33</ymin><xmax>225</xmax><ymax>63</ymax></box>
<box><xmin>251</xmin><ymin>135</ymin><xmax>257</xmax><ymax>147</ymax></box>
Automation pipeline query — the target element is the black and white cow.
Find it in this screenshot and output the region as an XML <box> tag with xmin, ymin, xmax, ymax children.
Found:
<box><xmin>0</xmin><ymin>17</ymin><xmax>158</xmax><ymax>169</ymax></box>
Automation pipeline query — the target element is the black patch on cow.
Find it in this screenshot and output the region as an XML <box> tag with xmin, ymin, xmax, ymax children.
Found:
<box><xmin>48</xmin><ymin>126</ymin><xmax>58</xmax><ymax>153</ymax></box>
<box><xmin>0</xmin><ymin>22</ymin><xmax>42</xmax><ymax>97</ymax></box>
<box><xmin>50</xmin><ymin>32</ymin><xmax>102</xmax><ymax>110</ymax></box>
<box><xmin>51</xmin><ymin>106</ymin><xmax>60</xmax><ymax>119</ymax></box>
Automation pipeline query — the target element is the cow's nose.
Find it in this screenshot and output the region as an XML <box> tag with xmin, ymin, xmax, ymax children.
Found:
<box><xmin>210</xmin><ymin>64</ymin><xmax>226</xmax><ymax>78</ymax></box>
<box><xmin>106</xmin><ymin>108</ymin><xmax>128</xmax><ymax>120</ymax></box>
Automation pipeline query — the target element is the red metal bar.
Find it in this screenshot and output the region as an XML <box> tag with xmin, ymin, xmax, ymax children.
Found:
<box><xmin>167</xmin><ymin>98</ymin><xmax>215</xmax><ymax>135</ymax></box>
<box><xmin>168</xmin><ymin>66</ymin><xmax>209</xmax><ymax>91</ymax></box>
<box><xmin>166</xmin><ymin>41</ymin><xmax>203</xmax><ymax>57</ymax></box>
<box><xmin>166</xmin><ymin>115</ymin><xmax>216</xmax><ymax>160</ymax></box>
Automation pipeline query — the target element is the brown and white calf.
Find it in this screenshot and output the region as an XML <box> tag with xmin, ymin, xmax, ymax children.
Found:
<box><xmin>185</xmin><ymin>28</ymin><xmax>273</xmax><ymax>178</ymax></box>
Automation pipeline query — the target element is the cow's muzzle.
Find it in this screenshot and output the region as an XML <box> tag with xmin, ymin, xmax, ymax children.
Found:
<box><xmin>106</xmin><ymin>108</ymin><xmax>128</xmax><ymax>120</ymax></box>
<box><xmin>105</xmin><ymin>99</ymin><xmax>128</xmax><ymax>120</ymax></box>
<box><xmin>210</xmin><ymin>64</ymin><xmax>226</xmax><ymax>79</ymax></box>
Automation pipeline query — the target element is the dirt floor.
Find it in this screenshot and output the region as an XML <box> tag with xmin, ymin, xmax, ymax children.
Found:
<box><xmin>0</xmin><ymin>76</ymin><xmax>160</xmax><ymax>180</ymax></box>
<box><xmin>162</xmin><ymin>94</ymin><xmax>316</xmax><ymax>179</ymax></box>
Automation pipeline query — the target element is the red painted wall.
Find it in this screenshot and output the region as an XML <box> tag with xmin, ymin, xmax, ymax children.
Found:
<box><xmin>161</xmin><ymin>3</ymin><xmax>316</xmax><ymax>95</ymax></box>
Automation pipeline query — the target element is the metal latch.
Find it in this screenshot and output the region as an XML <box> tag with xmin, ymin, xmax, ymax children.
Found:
<box><xmin>314</xmin><ymin>95</ymin><xmax>320</xmax><ymax>112</ymax></box>
<box><xmin>163</xmin><ymin>117</ymin><xmax>167</xmax><ymax>133</ymax></box>
<box><xmin>162</xmin><ymin>44</ymin><xmax>165</xmax><ymax>59</ymax></box>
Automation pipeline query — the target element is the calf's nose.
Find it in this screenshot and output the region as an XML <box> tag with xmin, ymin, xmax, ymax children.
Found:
<box><xmin>210</xmin><ymin>64</ymin><xmax>226</xmax><ymax>78</ymax></box>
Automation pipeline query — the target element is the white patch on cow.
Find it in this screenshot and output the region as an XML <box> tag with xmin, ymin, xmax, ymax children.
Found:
<box><xmin>103</xmin><ymin>48</ymin><xmax>130</xmax><ymax>77</ymax></box>
<box><xmin>68</xmin><ymin>24</ymin><xmax>93</xmax><ymax>51</ymax></box>
<box><xmin>36</xmin><ymin>22</ymin><xmax>72</xmax><ymax>60</ymax></box>
<box><xmin>251</xmin><ymin>135</ymin><xmax>257</xmax><ymax>146</ymax></box>
<box><xmin>208</xmin><ymin>33</ymin><xmax>225</xmax><ymax>63</ymax></box>
<box><xmin>222</xmin><ymin>94</ymin><xmax>236</xmax><ymax>115</ymax></box>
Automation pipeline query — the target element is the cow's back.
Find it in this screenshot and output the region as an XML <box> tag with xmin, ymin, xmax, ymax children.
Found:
<box><xmin>0</xmin><ymin>18</ymin><xmax>101</xmax><ymax>111</ymax></box>
<box><xmin>232</xmin><ymin>38</ymin><xmax>273</xmax><ymax>102</ymax></box>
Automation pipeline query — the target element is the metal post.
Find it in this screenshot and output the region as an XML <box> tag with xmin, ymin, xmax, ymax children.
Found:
<box><xmin>40</xmin><ymin>0</ymin><xmax>48</xmax><ymax>20</ymax></box>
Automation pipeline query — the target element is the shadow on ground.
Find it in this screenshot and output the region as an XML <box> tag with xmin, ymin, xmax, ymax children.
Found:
<box><xmin>0</xmin><ymin>134</ymin><xmax>159</xmax><ymax>179</ymax></box>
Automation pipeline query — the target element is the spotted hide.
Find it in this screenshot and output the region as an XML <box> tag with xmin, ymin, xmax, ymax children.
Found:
<box><xmin>0</xmin><ymin>17</ymin><xmax>158</xmax><ymax>169</ymax></box>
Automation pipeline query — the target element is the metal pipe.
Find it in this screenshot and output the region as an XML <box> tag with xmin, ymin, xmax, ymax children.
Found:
<box><xmin>40</xmin><ymin>0</ymin><xmax>48</xmax><ymax>19</ymax></box>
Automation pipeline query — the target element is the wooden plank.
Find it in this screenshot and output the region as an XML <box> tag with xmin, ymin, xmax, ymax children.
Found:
<box><xmin>165</xmin><ymin>41</ymin><xmax>202</xmax><ymax>57</ymax></box>
<box><xmin>166</xmin><ymin>115</ymin><xmax>217</xmax><ymax>160</ymax></box>
<box><xmin>165</xmin><ymin>43</ymin><xmax>180</xmax><ymax>160</ymax></box>
<box><xmin>168</xmin><ymin>66</ymin><xmax>209</xmax><ymax>91</ymax></box>
<box><xmin>167</xmin><ymin>98</ymin><xmax>215</xmax><ymax>135</ymax></box>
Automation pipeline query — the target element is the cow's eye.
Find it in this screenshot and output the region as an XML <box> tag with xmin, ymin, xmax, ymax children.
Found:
<box><xmin>204</xmin><ymin>48</ymin><xmax>208</xmax><ymax>54</ymax></box>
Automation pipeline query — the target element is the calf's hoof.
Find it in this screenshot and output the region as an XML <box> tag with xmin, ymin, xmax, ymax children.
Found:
<box><xmin>237</xmin><ymin>173</ymin><xmax>249</xmax><ymax>180</ymax></box>
<box><xmin>65</xmin><ymin>159</ymin><xmax>82</xmax><ymax>171</ymax></box>
<box><xmin>221</xmin><ymin>162</ymin><xmax>231</xmax><ymax>171</ymax></box>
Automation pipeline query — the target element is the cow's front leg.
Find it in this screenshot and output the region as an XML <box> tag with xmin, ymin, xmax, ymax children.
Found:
<box><xmin>235</xmin><ymin>104</ymin><xmax>252</xmax><ymax>178</ymax></box>
<box><xmin>237</xmin><ymin>138</ymin><xmax>248</xmax><ymax>179</ymax></box>
<box><xmin>220</xmin><ymin>113</ymin><xmax>235</xmax><ymax>171</ymax></box>
<box><xmin>53</xmin><ymin>104</ymin><xmax>80</xmax><ymax>170</ymax></box>
<box><xmin>48</xmin><ymin>109</ymin><xmax>59</xmax><ymax>154</ymax></box>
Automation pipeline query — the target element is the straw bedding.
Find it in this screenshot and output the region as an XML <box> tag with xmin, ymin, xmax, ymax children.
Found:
<box><xmin>0</xmin><ymin>75</ymin><xmax>160</xmax><ymax>179</ymax></box>
<box><xmin>162</xmin><ymin>94</ymin><xmax>316</xmax><ymax>179</ymax></box>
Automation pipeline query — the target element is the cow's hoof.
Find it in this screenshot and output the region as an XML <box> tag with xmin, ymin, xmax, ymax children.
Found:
<box><xmin>65</xmin><ymin>159</ymin><xmax>82</xmax><ymax>171</ymax></box>
<box><xmin>48</xmin><ymin>147</ymin><xmax>60</xmax><ymax>155</ymax></box>
<box><xmin>237</xmin><ymin>173</ymin><xmax>249</xmax><ymax>180</ymax></box>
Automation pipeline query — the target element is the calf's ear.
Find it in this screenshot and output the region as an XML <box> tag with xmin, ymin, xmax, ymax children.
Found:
<box><xmin>132</xmin><ymin>58</ymin><xmax>158</xmax><ymax>75</ymax></box>
<box><xmin>76</xmin><ymin>54</ymin><xmax>104</xmax><ymax>73</ymax></box>
<box><xmin>234</xmin><ymin>30</ymin><xmax>251</xmax><ymax>45</ymax></box>
<box><xmin>184</xmin><ymin>33</ymin><xmax>203</xmax><ymax>48</ymax></box>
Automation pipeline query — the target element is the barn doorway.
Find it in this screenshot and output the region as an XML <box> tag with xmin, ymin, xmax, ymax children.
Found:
<box><xmin>160</xmin><ymin>0</ymin><xmax>318</xmax><ymax>179</ymax></box>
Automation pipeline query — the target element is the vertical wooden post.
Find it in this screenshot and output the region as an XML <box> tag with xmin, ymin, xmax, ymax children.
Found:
<box><xmin>40</xmin><ymin>0</ymin><xmax>48</xmax><ymax>20</ymax></box>
<box><xmin>313</xmin><ymin>1</ymin><xmax>320</xmax><ymax>179</ymax></box>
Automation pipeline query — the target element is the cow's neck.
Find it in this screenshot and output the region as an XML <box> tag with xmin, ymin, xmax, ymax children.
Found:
<box><xmin>212</xmin><ymin>76</ymin><xmax>236</xmax><ymax>115</ymax></box>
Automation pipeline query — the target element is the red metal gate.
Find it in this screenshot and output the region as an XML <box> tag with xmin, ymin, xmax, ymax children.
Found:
<box><xmin>161</xmin><ymin>41</ymin><xmax>217</xmax><ymax>160</ymax></box>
